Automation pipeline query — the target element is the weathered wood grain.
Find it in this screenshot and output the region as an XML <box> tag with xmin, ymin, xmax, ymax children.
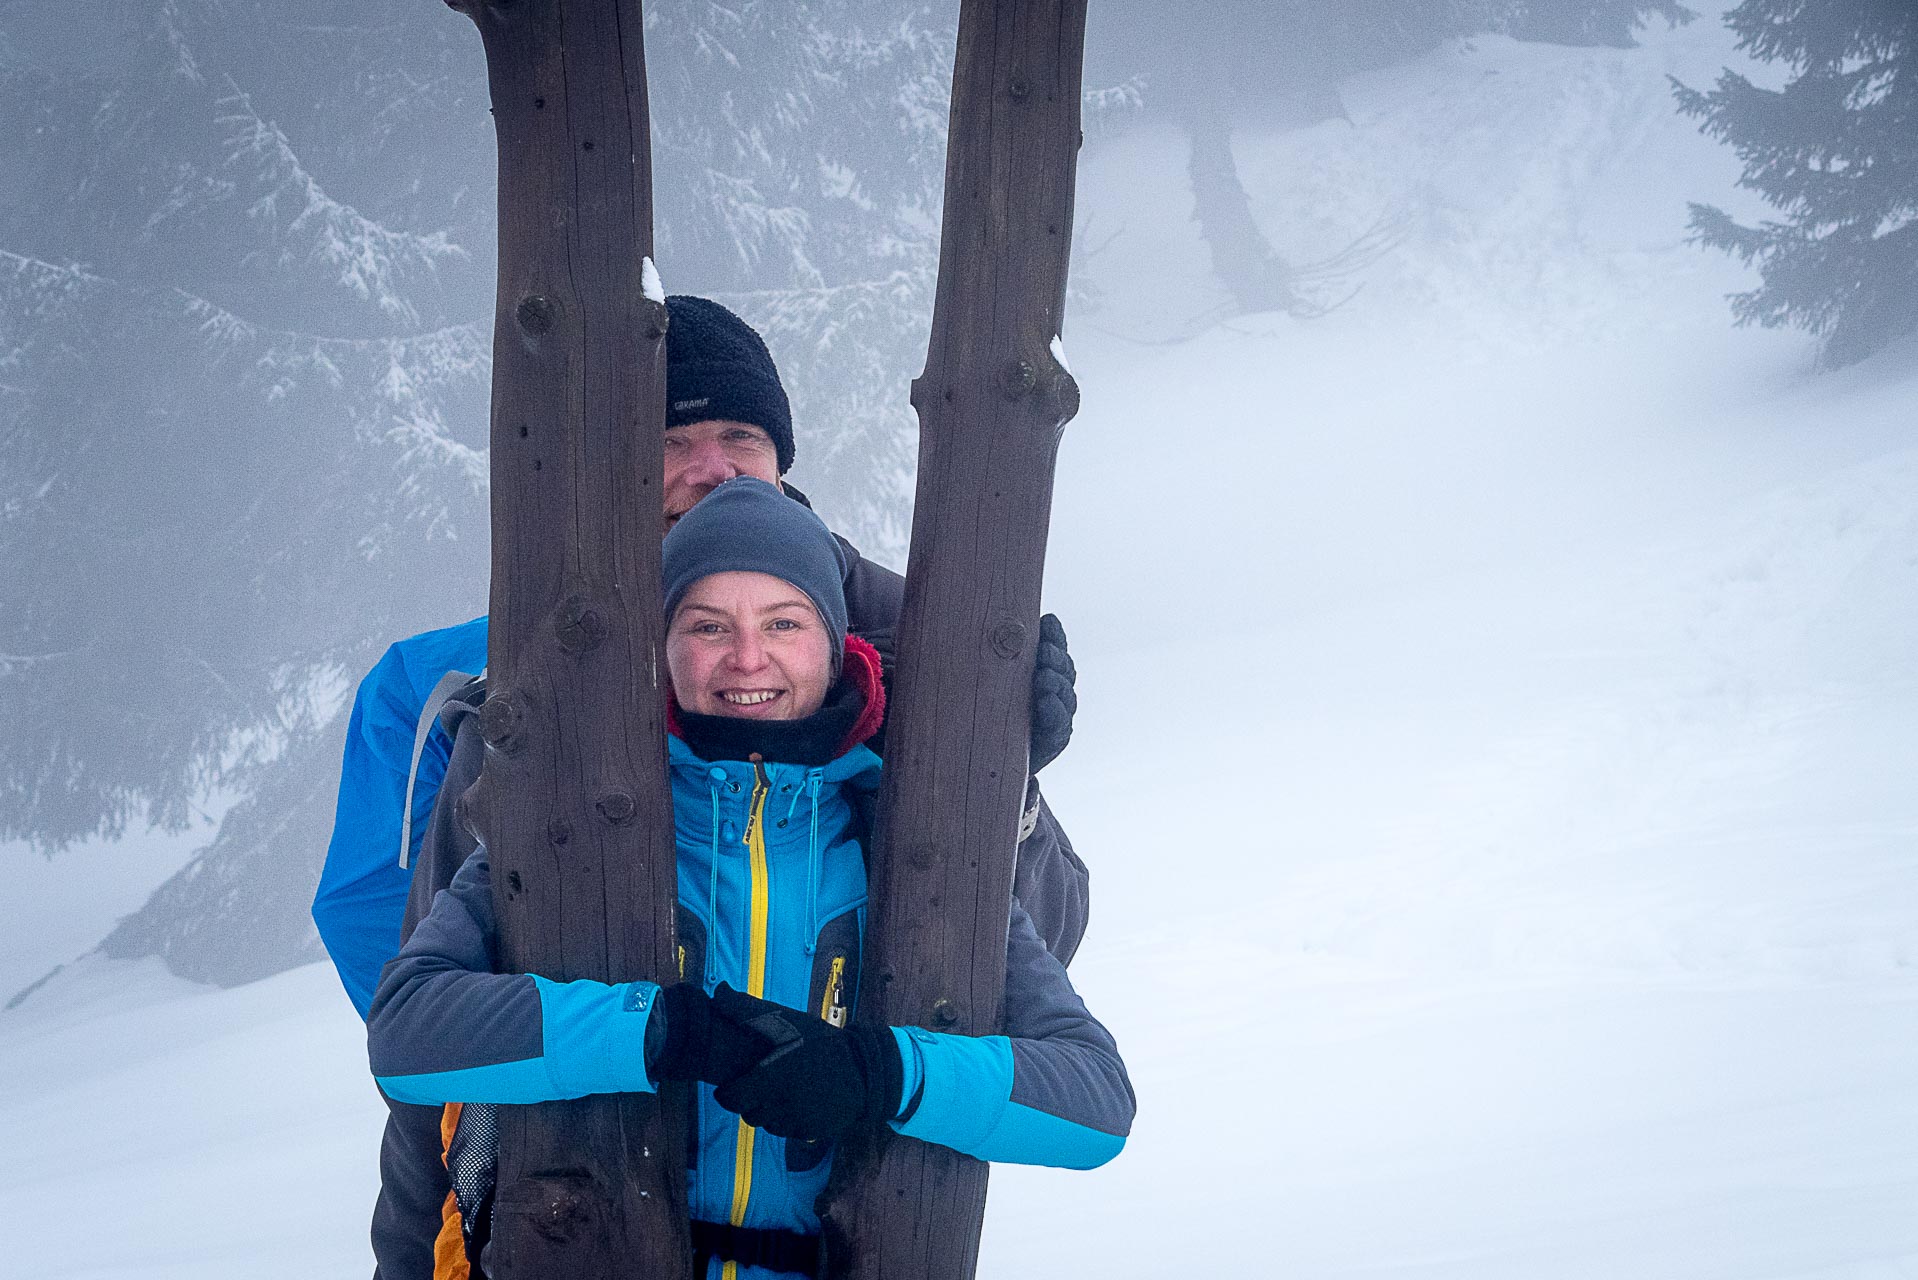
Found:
<box><xmin>826</xmin><ymin>2</ymin><xmax>1088</xmax><ymax>1276</ymax></box>
<box><xmin>448</xmin><ymin>1</ymin><xmax>689</xmax><ymax>1275</ymax></box>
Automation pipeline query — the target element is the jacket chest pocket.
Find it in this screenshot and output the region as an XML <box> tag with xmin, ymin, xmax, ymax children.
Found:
<box><xmin>787</xmin><ymin>908</ymin><xmax>862</xmax><ymax>1174</ymax></box>
<box><xmin>674</xmin><ymin>907</ymin><xmax>709</xmax><ymax>991</ymax></box>
<box><xmin>805</xmin><ymin>908</ymin><xmax>861</xmax><ymax>1027</ymax></box>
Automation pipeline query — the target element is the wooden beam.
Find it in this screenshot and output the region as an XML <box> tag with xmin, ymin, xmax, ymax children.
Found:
<box><xmin>447</xmin><ymin>1</ymin><xmax>689</xmax><ymax>1275</ymax></box>
<box><xmin>827</xmin><ymin>2</ymin><xmax>1088</xmax><ymax>1276</ymax></box>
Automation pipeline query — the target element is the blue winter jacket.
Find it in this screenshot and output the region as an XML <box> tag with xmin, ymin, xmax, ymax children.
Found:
<box><xmin>366</xmin><ymin>720</ymin><xmax>1132</xmax><ymax>1276</ymax></box>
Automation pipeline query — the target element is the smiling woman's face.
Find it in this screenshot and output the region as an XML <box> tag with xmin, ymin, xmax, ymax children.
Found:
<box><xmin>666</xmin><ymin>570</ymin><xmax>832</xmax><ymax>721</ymax></box>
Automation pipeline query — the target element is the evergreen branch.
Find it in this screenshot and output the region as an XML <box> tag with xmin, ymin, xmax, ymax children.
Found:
<box><xmin>0</xmin><ymin>250</ymin><xmax>109</xmax><ymax>293</ymax></box>
<box><xmin>0</xmin><ymin>651</ymin><xmax>77</xmax><ymax>670</ymax></box>
<box><xmin>216</xmin><ymin>84</ymin><xmax>467</xmax><ymax>326</ymax></box>
<box><xmin>1685</xmin><ymin>202</ymin><xmax>1773</xmax><ymax>267</ymax></box>
<box><xmin>172</xmin><ymin>288</ymin><xmax>487</xmax><ymax>361</ymax></box>
<box><xmin>157</xmin><ymin>0</ymin><xmax>205</xmax><ymax>86</ymax></box>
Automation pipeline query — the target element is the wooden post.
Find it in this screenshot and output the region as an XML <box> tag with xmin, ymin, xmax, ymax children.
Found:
<box><xmin>827</xmin><ymin>2</ymin><xmax>1088</xmax><ymax>1276</ymax></box>
<box><xmin>446</xmin><ymin>1</ymin><xmax>690</xmax><ymax>1276</ymax></box>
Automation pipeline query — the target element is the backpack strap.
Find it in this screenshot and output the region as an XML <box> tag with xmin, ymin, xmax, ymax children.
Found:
<box><xmin>399</xmin><ymin>668</ymin><xmax>483</xmax><ymax>869</ymax></box>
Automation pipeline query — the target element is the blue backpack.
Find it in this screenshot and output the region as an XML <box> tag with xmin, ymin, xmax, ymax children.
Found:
<box><xmin>311</xmin><ymin>616</ymin><xmax>487</xmax><ymax>1018</ymax></box>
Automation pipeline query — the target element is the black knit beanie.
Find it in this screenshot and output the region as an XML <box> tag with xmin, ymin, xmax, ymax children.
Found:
<box><xmin>665</xmin><ymin>295</ymin><xmax>795</xmax><ymax>473</ymax></box>
<box><xmin>662</xmin><ymin>477</ymin><xmax>848</xmax><ymax>659</ymax></box>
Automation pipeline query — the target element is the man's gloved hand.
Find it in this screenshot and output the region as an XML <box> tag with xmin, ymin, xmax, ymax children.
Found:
<box><xmin>1029</xmin><ymin>612</ymin><xmax>1077</xmax><ymax>773</ymax></box>
<box><xmin>707</xmin><ymin>983</ymin><xmax>904</xmax><ymax>1142</ymax></box>
<box><xmin>645</xmin><ymin>982</ymin><xmax>772</xmax><ymax>1085</ymax></box>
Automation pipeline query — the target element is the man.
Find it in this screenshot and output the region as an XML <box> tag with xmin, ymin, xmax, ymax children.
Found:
<box><xmin>310</xmin><ymin>296</ymin><xmax>1088</xmax><ymax>1279</ymax></box>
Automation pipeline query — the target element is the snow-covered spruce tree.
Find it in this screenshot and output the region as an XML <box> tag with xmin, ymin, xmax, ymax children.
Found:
<box><xmin>1673</xmin><ymin>1</ymin><xmax>1917</xmax><ymax>368</ymax></box>
<box><xmin>0</xmin><ymin>2</ymin><xmax>495</xmax><ymax>984</ymax></box>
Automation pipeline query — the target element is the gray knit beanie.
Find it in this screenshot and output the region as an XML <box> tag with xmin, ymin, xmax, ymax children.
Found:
<box><xmin>662</xmin><ymin>477</ymin><xmax>848</xmax><ymax>658</ymax></box>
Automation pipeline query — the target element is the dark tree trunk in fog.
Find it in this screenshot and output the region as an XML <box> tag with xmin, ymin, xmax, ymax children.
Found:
<box><xmin>1183</xmin><ymin>98</ymin><xmax>1299</xmax><ymax>316</ymax></box>
<box><xmin>822</xmin><ymin>1</ymin><xmax>1085</xmax><ymax>1277</ymax></box>
<box><xmin>1508</xmin><ymin>1</ymin><xmax>1696</xmax><ymax>49</ymax></box>
<box><xmin>447</xmin><ymin>1</ymin><xmax>689</xmax><ymax>1276</ymax></box>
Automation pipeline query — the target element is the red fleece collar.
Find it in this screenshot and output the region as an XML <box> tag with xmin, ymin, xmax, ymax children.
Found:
<box><xmin>665</xmin><ymin>632</ymin><xmax>886</xmax><ymax>760</ymax></box>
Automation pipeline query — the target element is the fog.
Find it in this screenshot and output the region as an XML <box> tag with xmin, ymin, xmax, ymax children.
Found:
<box><xmin>4</xmin><ymin>1</ymin><xmax>1915</xmax><ymax>1276</ymax></box>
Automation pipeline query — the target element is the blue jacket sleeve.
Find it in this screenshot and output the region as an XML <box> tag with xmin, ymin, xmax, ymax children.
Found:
<box><xmin>888</xmin><ymin>900</ymin><xmax>1134</xmax><ymax>1170</ymax></box>
<box><xmin>366</xmin><ymin>848</ymin><xmax>662</xmax><ymax>1106</ymax></box>
<box><xmin>311</xmin><ymin>618</ymin><xmax>486</xmax><ymax>1019</ymax></box>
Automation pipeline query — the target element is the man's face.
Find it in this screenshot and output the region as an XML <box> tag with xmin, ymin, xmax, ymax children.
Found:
<box><xmin>662</xmin><ymin>420</ymin><xmax>781</xmax><ymax>534</ymax></box>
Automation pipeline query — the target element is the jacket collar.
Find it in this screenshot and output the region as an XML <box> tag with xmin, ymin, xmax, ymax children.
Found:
<box><xmin>665</xmin><ymin>632</ymin><xmax>886</xmax><ymax>765</ymax></box>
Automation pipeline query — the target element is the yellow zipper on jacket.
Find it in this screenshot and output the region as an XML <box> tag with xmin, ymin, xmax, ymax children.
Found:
<box><xmin>820</xmin><ymin>954</ymin><xmax>848</xmax><ymax>1027</ymax></box>
<box><xmin>724</xmin><ymin>758</ymin><xmax>774</xmax><ymax>1278</ymax></box>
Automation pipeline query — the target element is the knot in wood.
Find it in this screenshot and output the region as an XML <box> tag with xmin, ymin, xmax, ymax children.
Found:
<box><xmin>1001</xmin><ymin>359</ymin><xmax>1036</xmax><ymax>399</ymax></box>
<box><xmin>1047</xmin><ymin>369</ymin><xmax>1082</xmax><ymax>428</ymax></box>
<box><xmin>641</xmin><ymin>297</ymin><xmax>670</xmax><ymax>341</ymax></box>
<box><xmin>515</xmin><ymin>294</ymin><xmax>555</xmax><ymax>337</ymax></box>
<box><xmin>931</xmin><ymin>999</ymin><xmax>961</xmax><ymax>1029</ymax></box>
<box><xmin>479</xmin><ymin>695</ymin><xmax>524</xmax><ymax>755</ymax></box>
<box><xmin>536</xmin><ymin>1186</ymin><xmax>588</xmax><ymax>1242</ymax></box>
<box><xmin>990</xmin><ymin>620</ymin><xmax>1028</xmax><ymax>660</ymax></box>
<box><xmin>596</xmin><ymin>791</ymin><xmax>637</xmax><ymax>825</ymax></box>
<box><xmin>1008</xmin><ymin>75</ymin><xmax>1031</xmax><ymax>101</ymax></box>
<box><xmin>546</xmin><ymin>820</ymin><xmax>571</xmax><ymax>847</ymax></box>
<box><xmin>553</xmin><ymin>595</ymin><xmax>606</xmax><ymax>653</ymax></box>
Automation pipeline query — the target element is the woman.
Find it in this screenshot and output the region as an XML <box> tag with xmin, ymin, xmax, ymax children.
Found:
<box><xmin>367</xmin><ymin>478</ymin><xmax>1133</xmax><ymax>1280</ymax></box>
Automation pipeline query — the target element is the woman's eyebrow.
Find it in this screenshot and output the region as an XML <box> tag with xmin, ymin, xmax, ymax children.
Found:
<box><xmin>676</xmin><ymin>600</ymin><xmax>812</xmax><ymax>616</ymax></box>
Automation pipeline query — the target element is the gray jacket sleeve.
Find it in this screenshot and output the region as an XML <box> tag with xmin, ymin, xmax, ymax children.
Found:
<box><xmin>841</xmin><ymin>538</ymin><xmax>1092</xmax><ymax>966</ymax></box>
<box><xmin>887</xmin><ymin>900</ymin><xmax>1134</xmax><ymax>1169</ymax></box>
<box><xmin>1013</xmin><ymin>784</ymin><xmax>1089</xmax><ymax>965</ymax></box>
<box><xmin>368</xmin><ymin>849</ymin><xmax>661</xmax><ymax>1106</ymax></box>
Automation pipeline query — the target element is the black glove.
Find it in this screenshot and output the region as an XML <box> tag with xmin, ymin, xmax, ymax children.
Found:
<box><xmin>644</xmin><ymin>982</ymin><xmax>772</xmax><ymax>1085</ymax></box>
<box><xmin>707</xmin><ymin>983</ymin><xmax>904</xmax><ymax>1142</ymax></box>
<box><xmin>1029</xmin><ymin>612</ymin><xmax>1077</xmax><ymax>773</ymax></box>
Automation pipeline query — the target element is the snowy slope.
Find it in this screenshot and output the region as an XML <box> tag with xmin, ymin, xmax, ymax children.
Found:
<box><xmin>6</xmin><ymin>6</ymin><xmax>1917</xmax><ymax>1278</ymax></box>
<box><xmin>0</xmin><ymin>825</ymin><xmax>208</xmax><ymax>1002</ymax></box>
<box><xmin>0</xmin><ymin>960</ymin><xmax>382</xmax><ymax>1279</ymax></box>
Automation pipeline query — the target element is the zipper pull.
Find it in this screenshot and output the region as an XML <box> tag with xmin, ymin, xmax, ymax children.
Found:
<box><xmin>820</xmin><ymin>954</ymin><xmax>848</xmax><ymax>1027</ymax></box>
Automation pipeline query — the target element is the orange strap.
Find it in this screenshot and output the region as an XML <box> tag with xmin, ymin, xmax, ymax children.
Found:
<box><xmin>433</xmin><ymin>1103</ymin><xmax>470</xmax><ymax>1280</ymax></box>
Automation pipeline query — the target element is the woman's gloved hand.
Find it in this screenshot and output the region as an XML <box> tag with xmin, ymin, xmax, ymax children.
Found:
<box><xmin>706</xmin><ymin>983</ymin><xmax>904</xmax><ymax>1141</ymax></box>
<box><xmin>644</xmin><ymin>981</ymin><xmax>773</xmax><ymax>1085</ymax></box>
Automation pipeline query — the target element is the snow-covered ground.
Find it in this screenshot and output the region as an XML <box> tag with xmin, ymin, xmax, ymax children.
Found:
<box><xmin>6</xmin><ymin>6</ymin><xmax>1915</xmax><ymax>1277</ymax></box>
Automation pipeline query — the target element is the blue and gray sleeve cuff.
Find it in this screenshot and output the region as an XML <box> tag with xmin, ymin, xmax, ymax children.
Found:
<box><xmin>887</xmin><ymin>1027</ymin><xmax>1126</xmax><ymax>1170</ymax></box>
<box><xmin>375</xmin><ymin>976</ymin><xmax>663</xmax><ymax>1105</ymax></box>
